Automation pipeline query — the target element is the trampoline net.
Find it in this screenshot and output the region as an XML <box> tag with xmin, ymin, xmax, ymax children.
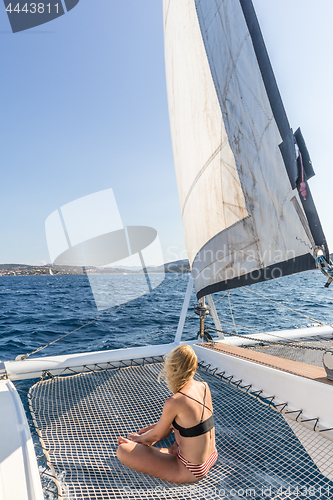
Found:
<box><xmin>27</xmin><ymin>361</ymin><xmax>333</xmax><ymax>500</ymax></box>
<box><xmin>245</xmin><ymin>339</ymin><xmax>333</xmax><ymax>367</ymax></box>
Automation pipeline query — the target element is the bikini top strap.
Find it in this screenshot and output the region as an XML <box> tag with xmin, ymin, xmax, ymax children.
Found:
<box><xmin>200</xmin><ymin>383</ymin><xmax>207</xmax><ymax>422</ymax></box>
<box><xmin>178</xmin><ymin>382</ymin><xmax>212</xmax><ymax>417</ymax></box>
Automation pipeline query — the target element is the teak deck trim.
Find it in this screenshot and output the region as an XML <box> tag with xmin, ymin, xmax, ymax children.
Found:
<box><xmin>200</xmin><ymin>342</ymin><xmax>333</xmax><ymax>386</ymax></box>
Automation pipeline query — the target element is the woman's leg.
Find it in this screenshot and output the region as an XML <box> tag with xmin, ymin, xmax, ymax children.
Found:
<box><xmin>117</xmin><ymin>437</ymin><xmax>198</xmax><ymax>484</ymax></box>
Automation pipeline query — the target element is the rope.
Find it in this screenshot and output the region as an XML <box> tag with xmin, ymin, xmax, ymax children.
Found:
<box><xmin>118</xmin><ymin>290</ymin><xmax>231</xmax><ymax>349</ymax></box>
<box><xmin>21</xmin><ymin>271</ymin><xmax>190</xmax><ymax>359</ymax></box>
<box><xmin>316</xmin><ymin>253</ymin><xmax>333</xmax><ymax>287</ymax></box>
<box><xmin>210</xmin><ymin>292</ymin><xmax>265</xmax><ymax>334</ymax></box>
<box><xmin>127</xmin><ymin>291</ymin><xmax>233</xmax><ymax>348</ymax></box>
<box><xmin>227</xmin><ymin>291</ymin><xmax>238</xmax><ymax>335</ymax></box>
<box><xmin>242</xmin><ymin>287</ymin><xmax>324</xmax><ymax>325</ymax></box>
<box><xmin>211</xmin><ymin>291</ymin><xmax>229</xmax><ymax>304</ymax></box>
<box><xmin>210</xmin><ymin>316</ymin><xmax>265</xmax><ymax>335</ymax></box>
<box><xmin>122</xmin><ymin>282</ymin><xmax>312</xmax><ymax>349</ymax></box>
<box><xmin>126</xmin><ymin>312</ymin><xmax>198</xmax><ymax>348</ymax></box>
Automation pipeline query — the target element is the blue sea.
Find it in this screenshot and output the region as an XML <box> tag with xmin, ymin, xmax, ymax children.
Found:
<box><xmin>1</xmin><ymin>270</ymin><xmax>333</xmax><ymax>362</ymax></box>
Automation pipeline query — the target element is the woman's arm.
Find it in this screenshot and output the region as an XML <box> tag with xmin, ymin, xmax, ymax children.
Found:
<box><xmin>136</xmin><ymin>423</ymin><xmax>157</xmax><ymax>434</ymax></box>
<box><xmin>127</xmin><ymin>398</ymin><xmax>176</xmax><ymax>446</ymax></box>
<box><xmin>128</xmin><ymin>424</ymin><xmax>173</xmax><ymax>444</ymax></box>
<box><xmin>127</xmin><ymin>423</ymin><xmax>157</xmax><ymax>441</ymax></box>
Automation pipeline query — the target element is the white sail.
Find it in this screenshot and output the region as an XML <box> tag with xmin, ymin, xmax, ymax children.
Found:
<box><xmin>164</xmin><ymin>0</ymin><xmax>248</xmax><ymax>266</ymax></box>
<box><xmin>164</xmin><ymin>0</ymin><xmax>328</xmax><ymax>299</ymax></box>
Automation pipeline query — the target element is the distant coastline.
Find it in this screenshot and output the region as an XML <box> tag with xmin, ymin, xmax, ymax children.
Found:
<box><xmin>0</xmin><ymin>260</ymin><xmax>190</xmax><ymax>277</ymax></box>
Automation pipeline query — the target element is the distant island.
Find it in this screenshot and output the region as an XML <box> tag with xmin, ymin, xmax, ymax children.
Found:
<box><xmin>1</xmin><ymin>253</ymin><xmax>331</xmax><ymax>277</ymax></box>
<box><xmin>0</xmin><ymin>259</ymin><xmax>190</xmax><ymax>277</ymax></box>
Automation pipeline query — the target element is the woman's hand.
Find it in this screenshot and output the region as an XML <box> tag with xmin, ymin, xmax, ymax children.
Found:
<box><xmin>125</xmin><ymin>398</ymin><xmax>177</xmax><ymax>446</ymax></box>
<box><xmin>127</xmin><ymin>423</ymin><xmax>157</xmax><ymax>442</ymax></box>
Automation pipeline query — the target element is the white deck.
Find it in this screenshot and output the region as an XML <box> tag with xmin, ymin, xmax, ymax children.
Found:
<box><xmin>0</xmin><ymin>379</ymin><xmax>43</xmax><ymax>500</ymax></box>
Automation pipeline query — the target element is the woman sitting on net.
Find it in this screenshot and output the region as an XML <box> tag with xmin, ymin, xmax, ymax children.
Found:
<box><xmin>117</xmin><ymin>344</ymin><xmax>217</xmax><ymax>483</ymax></box>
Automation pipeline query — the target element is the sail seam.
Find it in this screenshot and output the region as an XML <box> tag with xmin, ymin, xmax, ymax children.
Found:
<box><xmin>191</xmin><ymin>217</ymin><xmax>257</xmax><ymax>280</ymax></box>
<box><xmin>163</xmin><ymin>0</ymin><xmax>171</xmax><ymax>29</ymax></box>
<box><xmin>195</xmin><ymin>238</ymin><xmax>260</xmax><ymax>277</ymax></box>
<box><xmin>236</xmin><ymin>62</ymin><xmax>271</xmax><ymax>121</ymax></box>
<box><xmin>194</xmin><ymin>1</ymin><xmax>253</xmax><ymax>143</ymax></box>
<box><xmin>222</xmin><ymin>201</ymin><xmax>248</xmax><ymax>210</ymax></box>
<box><xmin>203</xmin><ymin>2</ymin><xmax>270</xmax><ymax>125</ymax></box>
<box><xmin>209</xmin><ymin>2</ymin><xmax>248</xmax><ymax>114</ymax></box>
<box><xmin>191</xmin><ymin>215</ymin><xmax>253</xmax><ymax>271</ymax></box>
<box><xmin>221</xmin><ymin>157</ymin><xmax>246</xmax><ymax>186</ymax></box>
<box><xmin>291</xmin><ymin>196</ymin><xmax>315</xmax><ymax>250</ymax></box>
<box><xmin>181</xmin><ymin>142</ymin><xmax>224</xmax><ymax>216</ymax></box>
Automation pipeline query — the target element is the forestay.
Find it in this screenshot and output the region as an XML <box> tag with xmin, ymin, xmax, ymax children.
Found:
<box><xmin>164</xmin><ymin>0</ymin><xmax>329</xmax><ymax>299</ymax></box>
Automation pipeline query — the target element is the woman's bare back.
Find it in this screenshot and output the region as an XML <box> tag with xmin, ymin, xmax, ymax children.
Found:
<box><xmin>172</xmin><ymin>379</ymin><xmax>215</xmax><ymax>464</ymax></box>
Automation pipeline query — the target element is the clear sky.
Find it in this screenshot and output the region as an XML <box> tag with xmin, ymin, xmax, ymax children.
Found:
<box><xmin>0</xmin><ymin>0</ymin><xmax>332</xmax><ymax>266</ymax></box>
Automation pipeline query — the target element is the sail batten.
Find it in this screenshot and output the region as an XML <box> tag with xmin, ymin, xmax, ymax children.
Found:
<box><xmin>164</xmin><ymin>0</ymin><xmax>329</xmax><ymax>298</ymax></box>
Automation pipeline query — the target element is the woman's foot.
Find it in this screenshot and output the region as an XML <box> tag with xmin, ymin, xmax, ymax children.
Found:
<box><xmin>158</xmin><ymin>441</ymin><xmax>178</xmax><ymax>455</ymax></box>
<box><xmin>127</xmin><ymin>432</ymin><xmax>140</xmax><ymax>441</ymax></box>
<box><xmin>168</xmin><ymin>441</ymin><xmax>179</xmax><ymax>455</ymax></box>
<box><xmin>118</xmin><ymin>436</ymin><xmax>132</xmax><ymax>445</ymax></box>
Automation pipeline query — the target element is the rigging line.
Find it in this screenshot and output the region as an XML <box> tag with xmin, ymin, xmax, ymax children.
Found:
<box><xmin>125</xmin><ymin>325</ymin><xmax>179</xmax><ymax>348</ymax></box>
<box><xmin>205</xmin><ymin>326</ymin><xmax>330</xmax><ymax>351</ymax></box>
<box><xmin>242</xmin><ymin>287</ymin><xmax>324</xmax><ymax>325</ymax></box>
<box><xmin>125</xmin><ymin>312</ymin><xmax>198</xmax><ymax>348</ymax></box>
<box><xmin>204</xmin><ymin>293</ymin><xmax>266</xmax><ymax>334</ymax></box>
<box><xmin>228</xmin><ymin>291</ymin><xmax>238</xmax><ymax>335</ymax></box>
<box><xmin>129</xmin><ymin>290</ymin><xmax>292</xmax><ymax>349</ymax></box>
<box><xmin>215</xmin><ymin>317</ymin><xmax>264</xmax><ymax>334</ymax></box>
<box><xmin>22</xmin><ymin>271</ymin><xmax>190</xmax><ymax>359</ymax></box>
<box><xmin>128</xmin><ymin>291</ymin><xmax>230</xmax><ymax>348</ymax></box>
<box><xmin>212</xmin><ymin>291</ymin><xmax>229</xmax><ymax>304</ymax></box>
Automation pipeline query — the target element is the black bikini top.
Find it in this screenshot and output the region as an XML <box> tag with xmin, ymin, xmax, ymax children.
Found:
<box><xmin>172</xmin><ymin>382</ymin><xmax>214</xmax><ymax>438</ymax></box>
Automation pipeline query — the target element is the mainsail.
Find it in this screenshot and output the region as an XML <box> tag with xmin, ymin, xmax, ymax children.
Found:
<box><xmin>164</xmin><ymin>0</ymin><xmax>329</xmax><ymax>299</ymax></box>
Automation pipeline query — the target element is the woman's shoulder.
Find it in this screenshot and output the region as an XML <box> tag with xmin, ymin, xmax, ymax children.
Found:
<box><xmin>166</xmin><ymin>392</ymin><xmax>184</xmax><ymax>404</ymax></box>
<box><xmin>165</xmin><ymin>393</ymin><xmax>179</xmax><ymax>404</ymax></box>
<box><xmin>162</xmin><ymin>393</ymin><xmax>185</xmax><ymax>418</ymax></box>
<box><xmin>165</xmin><ymin>392</ymin><xmax>189</xmax><ymax>410</ymax></box>
<box><xmin>186</xmin><ymin>380</ymin><xmax>212</xmax><ymax>404</ymax></box>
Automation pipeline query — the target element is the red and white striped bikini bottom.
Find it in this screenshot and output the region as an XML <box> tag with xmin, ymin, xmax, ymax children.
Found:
<box><xmin>177</xmin><ymin>448</ymin><xmax>218</xmax><ymax>480</ymax></box>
